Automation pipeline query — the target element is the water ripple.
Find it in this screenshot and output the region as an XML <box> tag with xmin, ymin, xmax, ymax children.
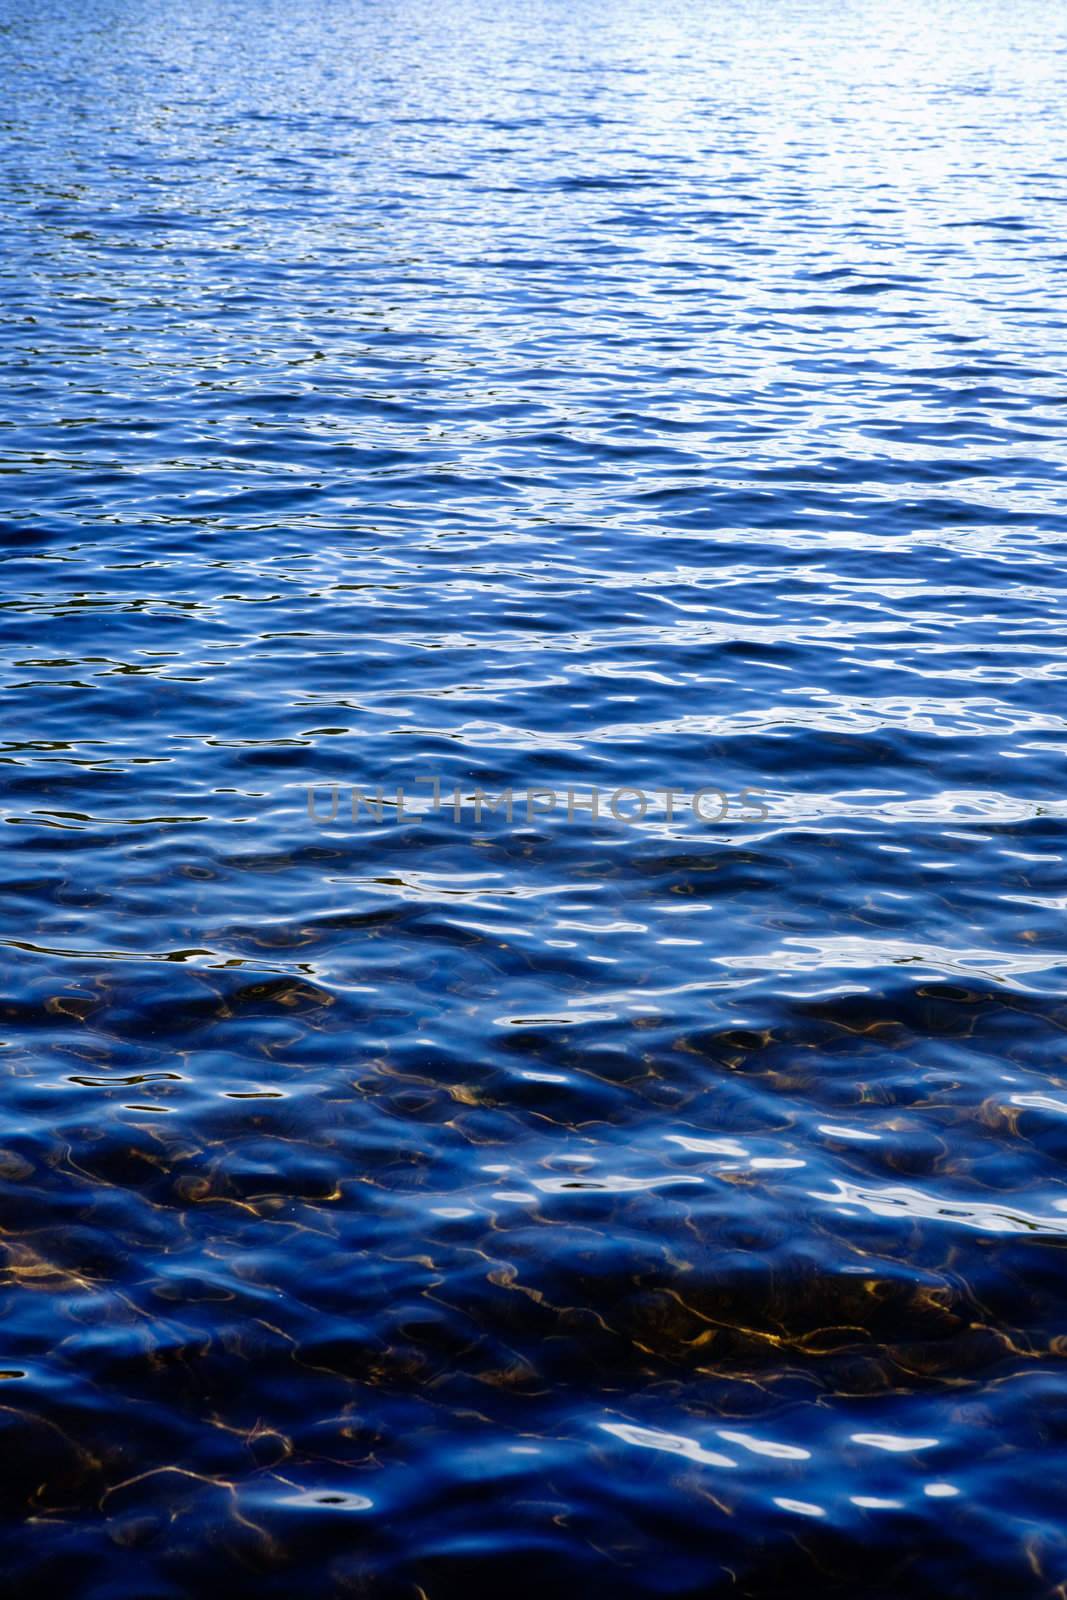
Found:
<box><xmin>3</xmin><ymin>0</ymin><xmax>1067</xmax><ymax>1594</ymax></box>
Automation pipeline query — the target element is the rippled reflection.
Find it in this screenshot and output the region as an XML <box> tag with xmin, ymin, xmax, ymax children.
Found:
<box><xmin>2</xmin><ymin>0</ymin><xmax>1067</xmax><ymax>1594</ymax></box>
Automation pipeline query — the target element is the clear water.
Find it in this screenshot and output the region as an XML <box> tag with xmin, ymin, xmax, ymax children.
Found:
<box><xmin>3</xmin><ymin>0</ymin><xmax>1067</xmax><ymax>1594</ymax></box>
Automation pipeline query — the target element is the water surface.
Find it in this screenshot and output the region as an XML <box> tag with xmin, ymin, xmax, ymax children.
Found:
<box><xmin>3</xmin><ymin>0</ymin><xmax>1067</xmax><ymax>1594</ymax></box>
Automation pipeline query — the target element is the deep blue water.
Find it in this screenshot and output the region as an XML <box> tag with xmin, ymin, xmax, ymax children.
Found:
<box><xmin>3</xmin><ymin>0</ymin><xmax>1067</xmax><ymax>1594</ymax></box>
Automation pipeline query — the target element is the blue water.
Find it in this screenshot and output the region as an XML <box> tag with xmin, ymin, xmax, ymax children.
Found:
<box><xmin>3</xmin><ymin>0</ymin><xmax>1067</xmax><ymax>1593</ymax></box>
